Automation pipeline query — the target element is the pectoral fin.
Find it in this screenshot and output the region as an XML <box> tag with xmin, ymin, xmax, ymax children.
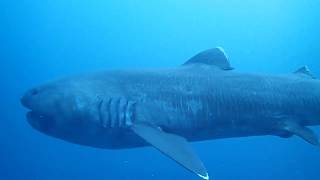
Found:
<box><xmin>131</xmin><ymin>123</ymin><xmax>209</xmax><ymax>180</ymax></box>
<box><xmin>282</xmin><ymin>121</ymin><xmax>320</xmax><ymax>146</ymax></box>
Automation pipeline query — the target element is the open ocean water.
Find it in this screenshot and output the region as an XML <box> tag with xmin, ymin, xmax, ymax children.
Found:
<box><xmin>1</xmin><ymin>1</ymin><xmax>320</xmax><ymax>180</ymax></box>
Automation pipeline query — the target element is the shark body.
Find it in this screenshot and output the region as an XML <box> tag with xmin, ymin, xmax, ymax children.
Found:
<box><xmin>21</xmin><ymin>48</ymin><xmax>320</xmax><ymax>179</ymax></box>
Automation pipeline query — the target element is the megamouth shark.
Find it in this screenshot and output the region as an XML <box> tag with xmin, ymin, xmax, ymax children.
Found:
<box><xmin>21</xmin><ymin>47</ymin><xmax>320</xmax><ymax>179</ymax></box>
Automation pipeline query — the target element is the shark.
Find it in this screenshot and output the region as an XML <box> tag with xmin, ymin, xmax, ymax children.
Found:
<box><xmin>21</xmin><ymin>47</ymin><xmax>320</xmax><ymax>179</ymax></box>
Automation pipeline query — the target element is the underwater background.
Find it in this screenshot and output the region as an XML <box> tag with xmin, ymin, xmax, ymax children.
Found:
<box><xmin>1</xmin><ymin>0</ymin><xmax>320</xmax><ymax>180</ymax></box>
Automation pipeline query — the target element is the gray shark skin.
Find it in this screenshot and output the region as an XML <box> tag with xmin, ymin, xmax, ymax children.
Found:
<box><xmin>21</xmin><ymin>47</ymin><xmax>320</xmax><ymax>180</ymax></box>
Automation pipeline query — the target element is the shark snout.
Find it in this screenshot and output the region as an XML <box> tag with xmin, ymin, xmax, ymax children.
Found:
<box><xmin>21</xmin><ymin>88</ymin><xmax>39</xmax><ymax>109</ymax></box>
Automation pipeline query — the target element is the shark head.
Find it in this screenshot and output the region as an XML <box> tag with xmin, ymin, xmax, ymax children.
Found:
<box><xmin>20</xmin><ymin>76</ymin><xmax>117</xmax><ymax>146</ymax></box>
<box><xmin>20</xmin><ymin>74</ymin><xmax>145</xmax><ymax>149</ymax></box>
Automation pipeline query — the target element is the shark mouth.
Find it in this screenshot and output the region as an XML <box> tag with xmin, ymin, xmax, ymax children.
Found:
<box><xmin>26</xmin><ymin>111</ymin><xmax>54</xmax><ymax>131</ymax></box>
<box><xmin>27</xmin><ymin>111</ymin><xmax>47</xmax><ymax>120</ymax></box>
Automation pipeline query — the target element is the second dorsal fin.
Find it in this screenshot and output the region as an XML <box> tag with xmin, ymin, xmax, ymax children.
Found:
<box><xmin>294</xmin><ymin>66</ymin><xmax>316</xmax><ymax>79</ymax></box>
<box><xmin>183</xmin><ymin>47</ymin><xmax>233</xmax><ymax>70</ymax></box>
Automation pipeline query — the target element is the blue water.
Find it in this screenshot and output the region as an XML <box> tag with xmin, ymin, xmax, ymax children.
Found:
<box><xmin>2</xmin><ymin>1</ymin><xmax>320</xmax><ymax>179</ymax></box>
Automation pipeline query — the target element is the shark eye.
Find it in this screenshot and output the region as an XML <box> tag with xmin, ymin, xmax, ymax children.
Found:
<box><xmin>31</xmin><ymin>89</ymin><xmax>39</xmax><ymax>96</ymax></box>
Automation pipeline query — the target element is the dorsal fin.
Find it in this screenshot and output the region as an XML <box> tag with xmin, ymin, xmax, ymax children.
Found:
<box><xmin>294</xmin><ymin>66</ymin><xmax>316</xmax><ymax>79</ymax></box>
<box><xmin>183</xmin><ymin>47</ymin><xmax>233</xmax><ymax>70</ymax></box>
